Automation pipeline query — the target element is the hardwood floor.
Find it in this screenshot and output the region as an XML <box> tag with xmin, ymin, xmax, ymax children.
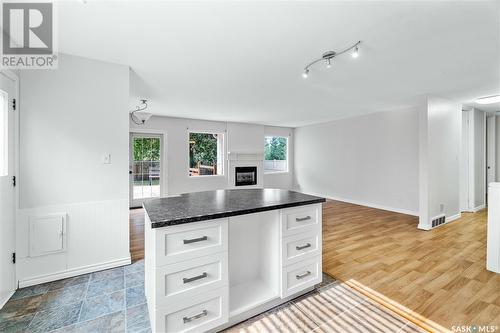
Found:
<box><xmin>322</xmin><ymin>200</ymin><xmax>500</xmax><ymax>332</ymax></box>
<box><xmin>129</xmin><ymin>201</ymin><xmax>499</xmax><ymax>332</ymax></box>
<box><xmin>130</xmin><ymin>208</ymin><xmax>145</xmax><ymax>262</ymax></box>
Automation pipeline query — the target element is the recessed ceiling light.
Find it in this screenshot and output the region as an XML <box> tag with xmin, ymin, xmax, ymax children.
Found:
<box><xmin>475</xmin><ymin>95</ymin><xmax>500</xmax><ymax>104</ymax></box>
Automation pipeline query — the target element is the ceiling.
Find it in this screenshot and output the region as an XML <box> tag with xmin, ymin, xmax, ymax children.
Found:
<box><xmin>58</xmin><ymin>1</ymin><xmax>500</xmax><ymax>127</ymax></box>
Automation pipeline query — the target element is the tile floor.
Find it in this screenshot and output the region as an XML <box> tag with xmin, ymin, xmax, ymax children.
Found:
<box><xmin>0</xmin><ymin>260</ymin><xmax>149</xmax><ymax>333</ymax></box>
<box><xmin>0</xmin><ymin>263</ymin><xmax>425</xmax><ymax>333</ymax></box>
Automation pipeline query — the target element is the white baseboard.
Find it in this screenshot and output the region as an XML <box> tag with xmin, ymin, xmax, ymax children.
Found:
<box><xmin>305</xmin><ymin>192</ymin><xmax>419</xmax><ymax>217</ymax></box>
<box><xmin>472</xmin><ymin>204</ymin><xmax>486</xmax><ymax>213</ymax></box>
<box><xmin>0</xmin><ymin>291</ymin><xmax>15</xmax><ymax>310</ymax></box>
<box><xmin>447</xmin><ymin>213</ymin><xmax>461</xmax><ymax>222</ymax></box>
<box><xmin>18</xmin><ymin>256</ymin><xmax>131</xmax><ymax>288</ymax></box>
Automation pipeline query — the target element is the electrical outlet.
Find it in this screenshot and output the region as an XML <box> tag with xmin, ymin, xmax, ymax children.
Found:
<box><xmin>440</xmin><ymin>204</ymin><xmax>444</xmax><ymax>213</ymax></box>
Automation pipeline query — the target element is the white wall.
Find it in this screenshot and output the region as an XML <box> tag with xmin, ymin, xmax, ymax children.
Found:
<box><xmin>17</xmin><ymin>54</ymin><xmax>130</xmax><ymax>286</ymax></box>
<box><xmin>419</xmin><ymin>97</ymin><xmax>461</xmax><ymax>229</ymax></box>
<box><xmin>294</xmin><ymin>108</ymin><xmax>420</xmax><ymax>215</ymax></box>
<box><xmin>130</xmin><ymin>116</ymin><xmax>294</xmax><ymax>194</ymax></box>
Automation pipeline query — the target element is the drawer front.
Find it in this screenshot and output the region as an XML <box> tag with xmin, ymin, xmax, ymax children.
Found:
<box><xmin>154</xmin><ymin>287</ymin><xmax>228</xmax><ymax>333</ymax></box>
<box><xmin>155</xmin><ymin>219</ymin><xmax>228</xmax><ymax>266</ymax></box>
<box><xmin>281</xmin><ymin>204</ymin><xmax>321</xmax><ymax>237</ymax></box>
<box><xmin>155</xmin><ymin>253</ymin><xmax>228</xmax><ymax>306</ymax></box>
<box><xmin>281</xmin><ymin>256</ymin><xmax>321</xmax><ymax>298</ymax></box>
<box><xmin>282</xmin><ymin>231</ymin><xmax>321</xmax><ymax>266</ymax></box>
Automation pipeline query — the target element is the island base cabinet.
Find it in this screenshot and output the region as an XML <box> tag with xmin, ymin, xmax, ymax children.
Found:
<box><xmin>145</xmin><ymin>202</ymin><xmax>324</xmax><ymax>332</ymax></box>
<box><xmin>151</xmin><ymin>287</ymin><xmax>229</xmax><ymax>333</ymax></box>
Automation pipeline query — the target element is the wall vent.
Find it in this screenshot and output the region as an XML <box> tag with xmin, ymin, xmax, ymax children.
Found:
<box><xmin>431</xmin><ymin>214</ymin><xmax>446</xmax><ymax>228</ymax></box>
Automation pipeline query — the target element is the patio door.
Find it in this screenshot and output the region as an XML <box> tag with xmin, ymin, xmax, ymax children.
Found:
<box><xmin>129</xmin><ymin>133</ymin><xmax>163</xmax><ymax>208</ymax></box>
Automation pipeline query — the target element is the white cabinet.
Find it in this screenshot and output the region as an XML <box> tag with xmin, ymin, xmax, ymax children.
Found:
<box><xmin>153</xmin><ymin>218</ymin><xmax>228</xmax><ymax>266</ymax></box>
<box><xmin>281</xmin><ymin>256</ymin><xmax>321</xmax><ymax>298</ymax></box>
<box><xmin>29</xmin><ymin>213</ymin><xmax>67</xmax><ymax>257</ymax></box>
<box><xmin>146</xmin><ymin>218</ymin><xmax>229</xmax><ymax>333</ymax></box>
<box><xmin>153</xmin><ymin>287</ymin><xmax>229</xmax><ymax>333</ymax></box>
<box><xmin>281</xmin><ymin>205</ymin><xmax>321</xmax><ymax>237</ymax></box>
<box><xmin>145</xmin><ymin>203</ymin><xmax>322</xmax><ymax>333</ymax></box>
<box><xmin>280</xmin><ymin>204</ymin><xmax>322</xmax><ymax>298</ymax></box>
<box><xmin>154</xmin><ymin>253</ymin><xmax>228</xmax><ymax>306</ymax></box>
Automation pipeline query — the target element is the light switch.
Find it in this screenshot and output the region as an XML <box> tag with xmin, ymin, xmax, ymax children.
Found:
<box><xmin>102</xmin><ymin>153</ymin><xmax>111</xmax><ymax>164</ymax></box>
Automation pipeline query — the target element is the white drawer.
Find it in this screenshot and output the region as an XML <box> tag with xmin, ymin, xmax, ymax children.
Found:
<box><xmin>154</xmin><ymin>218</ymin><xmax>228</xmax><ymax>266</ymax></box>
<box><xmin>281</xmin><ymin>256</ymin><xmax>321</xmax><ymax>298</ymax></box>
<box><xmin>282</xmin><ymin>231</ymin><xmax>321</xmax><ymax>266</ymax></box>
<box><xmin>153</xmin><ymin>287</ymin><xmax>228</xmax><ymax>333</ymax></box>
<box><xmin>155</xmin><ymin>252</ymin><xmax>228</xmax><ymax>306</ymax></box>
<box><xmin>281</xmin><ymin>204</ymin><xmax>321</xmax><ymax>237</ymax></box>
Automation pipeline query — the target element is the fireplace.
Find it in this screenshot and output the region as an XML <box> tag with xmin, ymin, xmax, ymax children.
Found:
<box><xmin>235</xmin><ymin>166</ymin><xmax>257</xmax><ymax>187</ymax></box>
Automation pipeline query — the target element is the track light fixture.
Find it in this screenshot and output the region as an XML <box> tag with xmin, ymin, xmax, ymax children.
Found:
<box><xmin>302</xmin><ymin>41</ymin><xmax>361</xmax><ymax>78</ymax></box>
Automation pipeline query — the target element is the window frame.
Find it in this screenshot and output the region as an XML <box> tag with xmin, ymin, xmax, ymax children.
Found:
<box><xmin>0</xmin><ymin>89</ymin><xmax>8</xmax><ymax>177</ymax></box>
<box><xmin>264</xmin><ymin>135</ymin><xmax>289</xmax><ymax>174</ymax></box>
<box><xmin>187</xmin><ymin>130</ymin><xmax>225</xmax><ymax>178</ymax></box>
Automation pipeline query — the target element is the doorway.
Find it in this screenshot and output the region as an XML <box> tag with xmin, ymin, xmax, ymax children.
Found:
<box><xmin>129</xmin><ymin>133</ymin><xmax>164</xmax><ymax>208</ymax></box>
<box><xmin>0</xmin><ymin>71</ymin><xmax>17</xmax><ymax>307</ymax></box>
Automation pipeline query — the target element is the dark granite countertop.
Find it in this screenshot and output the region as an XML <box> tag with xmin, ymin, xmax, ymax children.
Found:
<box><xmin>143</xmin><ymin>189</ymin><xmax>326</xmax><ymax>228</ymax></box>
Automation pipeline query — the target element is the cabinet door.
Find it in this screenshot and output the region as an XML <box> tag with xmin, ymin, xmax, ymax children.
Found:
<box><xmin>29</xmin><ymin>213</ymin><xmax>66</xmax><ymax>257</ymax></box>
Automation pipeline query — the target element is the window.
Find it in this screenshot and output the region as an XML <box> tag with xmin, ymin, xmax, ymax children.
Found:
<box><xmin>0</xmin><ymin>90</ymin><xmax>7</xmax><ymax>177</ymax></box>
<box><xmin>264</xmin><ymin>136</ymin><xmax>288</xmax><ymax>173</ymax></box>
<box><xmin>189</xmin><ymin>132</ymin><xmax>224</xmax><ymax>176</ymax></box>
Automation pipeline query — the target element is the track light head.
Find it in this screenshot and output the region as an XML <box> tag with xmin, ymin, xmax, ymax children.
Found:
<box><xmin>352</xmin><ymin>46</ymin><xmax>359</xmax><ymax>58</ymax></box>
<box><xmin>326</xmin><ymin>58</ymin><xmax>332</xmax><ymax>69</ymax></box>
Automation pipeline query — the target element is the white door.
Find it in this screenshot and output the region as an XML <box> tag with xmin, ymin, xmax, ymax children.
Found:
<box><xmin>487</xmin><ymin>115</ymin><xmax>496</xmax><ymax>193</ymax></box>
<box><xmin>0</xmin><ymin>72</ymin><xmax>16</xmax><ymax>307</ymax></box>
<box><xmin>460</xmin><ymin>111</ymin><xmax>470</xmax><ymax>212</ymax></box>
<box><xmin>129</xmin><ymin>133</ymin><xmax>163</xmax><ymax>208</ymax></box>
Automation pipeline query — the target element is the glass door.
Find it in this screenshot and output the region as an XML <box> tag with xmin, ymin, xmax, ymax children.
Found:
<box><xmin>130</xmin><ymin>133</ymin><xmax>162</xmax><ymax>208</ymax></box>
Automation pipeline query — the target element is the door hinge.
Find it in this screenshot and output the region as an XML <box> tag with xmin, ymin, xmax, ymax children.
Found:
<box><xmin>12</xmin><ymin>98</ymin><xmax>16</xmax><ymax>111</ymax></box>
<box><xmin>12</xmin><ymin>175</ymin><xmax>16</xmax><ymax>187</ymax></box>
<box><xmin>12</xmin><ymin>252</ymin><xmax>16</xmax><ymax>264</ymax></box>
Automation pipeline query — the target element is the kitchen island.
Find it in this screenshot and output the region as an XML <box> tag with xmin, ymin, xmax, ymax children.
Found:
<box><xmin>143</xmin><ymin>189</ymin><xmax>326</xmax><ymax>333</ymax></box>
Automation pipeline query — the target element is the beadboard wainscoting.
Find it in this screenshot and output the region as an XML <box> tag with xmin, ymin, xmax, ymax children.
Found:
<box><xmin>16</xmin><ymin>199</ymin><xmax>130</xmax><ymax>288</ymax></box>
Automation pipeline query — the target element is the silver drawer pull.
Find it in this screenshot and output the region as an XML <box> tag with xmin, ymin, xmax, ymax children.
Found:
<box><xmin>183</xmin><ymin>272</ymin><xmax>208</xmax><ymax>284</ymax></box>
<box><xmin>296</xmin><ymin>243</ymin><xmax>311</xmax><ymax>251</ymax></box>
<box><xmin>183</xmin><ymin>236</ymin><xmax>208</xmax><ymax>244</ymax></box>
<box><xmin>296</xmin><ymin>216</ymin><xmax>311</xmax><ymax>222</ymax></box>
<box><xmin>296</xmin><ymin>271</ymin><xmax>312</xmax><ymax>280</ymax></box>
<box><xmin>183</xmin><ymin>310</ymin><xmax>208</xmax><ymax>323</ymax></box>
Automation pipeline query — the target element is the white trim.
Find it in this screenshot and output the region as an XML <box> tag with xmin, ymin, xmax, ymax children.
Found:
<box><xmin>447</xmin><ymin>213</ymin><xmax>461</xmax><ymax>222</ymax></box>
<box><xmin>186</xmin><ymin>129</ymin><xmax>226</xmax><ymax>178</ymax></box>
<box><xmin>18</xmin><ymin>256</ymin><xmax>131</xmax><ymax>288</ymax></box>
<box><xmin>0</xmin><ymin>290</ymin><xmax>15</xmax><ymax>310</ymax></box>
<box><xmin>0</xmin><ymin>70</ymin><xmax>19</xmax><ymax>303</ymax></box>
<box><xmin>303</xmin><ymin>191</ymin><xmax>419</xmax><ymax>216</ymax></box>
<box><xmin>129</xmin><ymin>129</ymin><xmax>168</xmax><ymax>204</ymax></box>
<box><xmin>472</xmin><ymin>204</ymin><xmax>486</xmax><ymax>213</ymax></box>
